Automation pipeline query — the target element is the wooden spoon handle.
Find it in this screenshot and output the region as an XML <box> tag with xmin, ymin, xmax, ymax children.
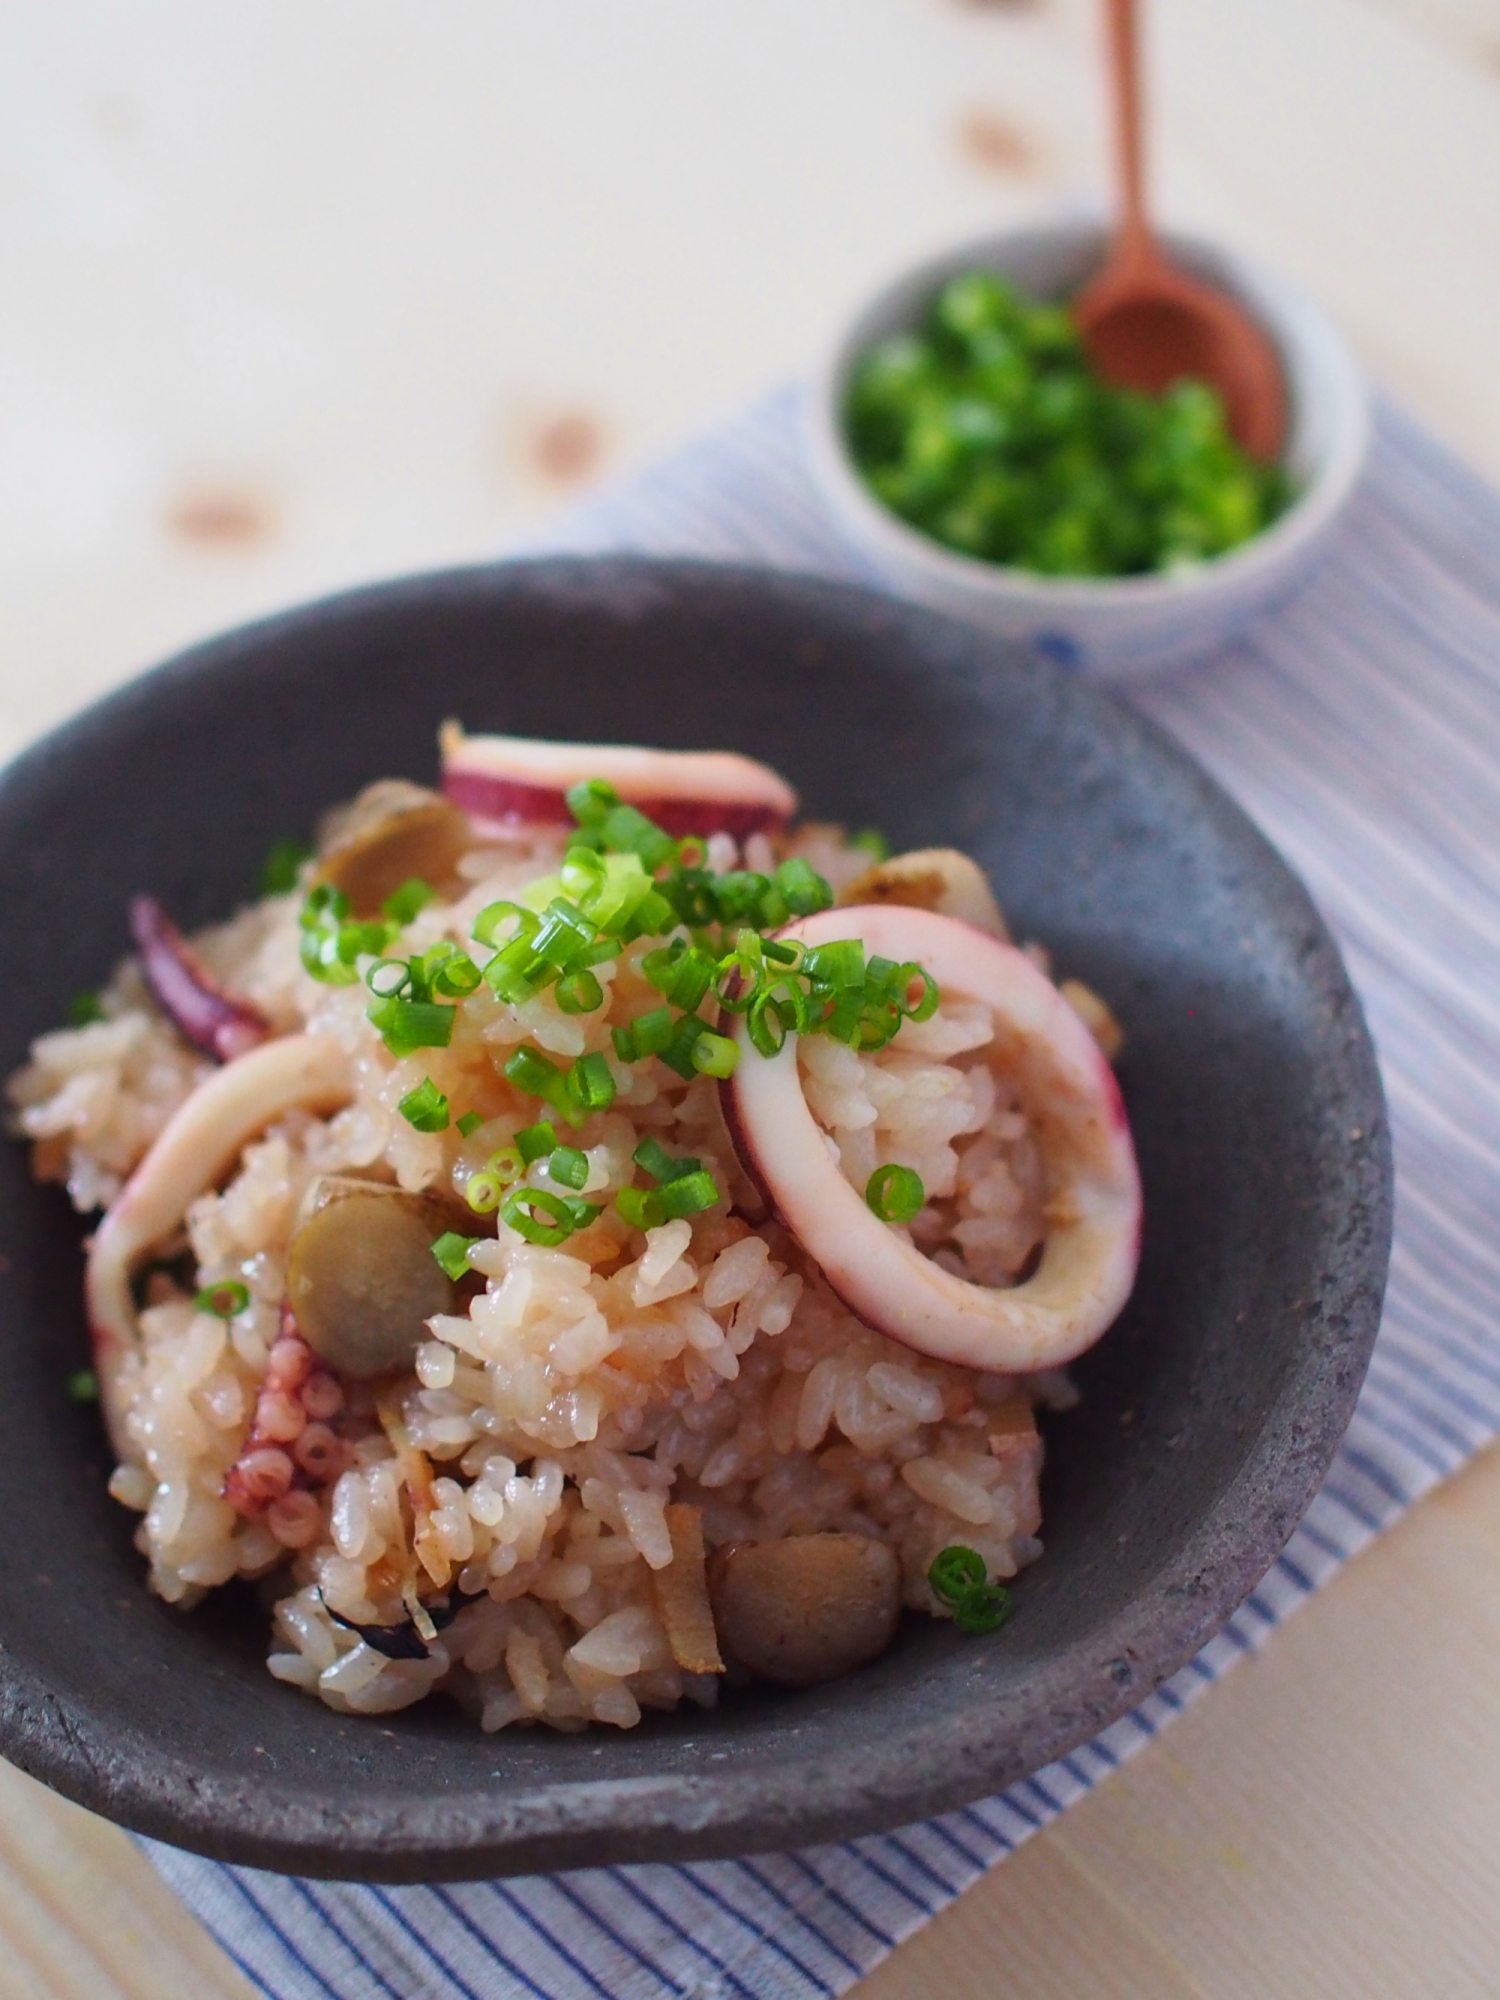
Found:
<box><xmin>1103</xmin><ymin>0</ymin><xmax>1152</xmax><ymax>261</ymax></box>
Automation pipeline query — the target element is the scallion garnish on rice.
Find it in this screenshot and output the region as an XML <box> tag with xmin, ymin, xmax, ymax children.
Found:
<box><xmin>195</xmin><ymin>1280</ymin><xmax>250</xmax><ymax>1319</ymax></box>
<box><xmin>398</xmin><ymin>1077</ymin><xmax>450</xmax><ymax>1132</ymax></box>
<box><xmin>546</xmin><ymin>1145</ymin><xmax>589</xmax><ymax>1192</ymax></box>
<box><xmin>500</xmin><ymin>1186</ymin><xmax>598</xmax><ymax>1247</ymax></box>
<box><xmin>430</xmin><ymin>1231</ymin><xmax>480</xmax><ymax>1281</ymax></box>
<box><xmin>928</xmin><ymin>1545</ymin><xmax>1013</xmax><ymax>1636</ymax></box>
<box><xmin>260</xmin><ymin>835</ymin><xmax>314</xmax><ymax>896</ymax></box>
<box><xmin>382</xmin><ymin>877</ymin><xmax>434</xmax><ymax>925</ymax></box>
<box><xmin>515</xmin><ymin>1120</ymin><xmax>558</xmax><ymax>1164</ymax></box>
<box><xmin>866</xmin><ymin>1164</ymin><xmax>926</xmax><ymax>1225</ymax></box>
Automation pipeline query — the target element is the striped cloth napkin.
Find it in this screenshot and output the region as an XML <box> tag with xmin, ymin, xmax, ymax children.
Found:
<box><xmin>145</xmin><ymin>390</ymin><xmax>1500</xmax><ymax>2000</ymax></box>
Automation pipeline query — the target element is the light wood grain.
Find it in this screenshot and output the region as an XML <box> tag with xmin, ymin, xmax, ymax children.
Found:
<box><xmin>856</xmin><ymin>1439</ymin><xmax>1500</xmax><ymax>2000</ymax></box>
<box><xmin>0</xmin><ymin>1762</ymin><xmax>251</xmax><ymax>2000</ymax></box>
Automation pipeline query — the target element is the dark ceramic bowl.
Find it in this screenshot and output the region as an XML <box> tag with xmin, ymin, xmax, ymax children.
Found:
<box><xmin>0</xmin><ymin>559</ymin><xmax>1389</xmax><ymax>1881</ymax></box>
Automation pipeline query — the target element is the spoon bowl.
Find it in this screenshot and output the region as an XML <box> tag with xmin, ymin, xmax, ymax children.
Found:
<box><xmin>1075</xmin><ymin>250</ymin><xmax>1287</xmax><ymax>462</ymax></box>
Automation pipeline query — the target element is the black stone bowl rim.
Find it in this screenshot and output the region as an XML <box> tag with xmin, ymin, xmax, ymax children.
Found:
<box><xmin>0</xmin><ymin>556</ymin><xmax>1391</xmax><ymax>1880</ymax></box>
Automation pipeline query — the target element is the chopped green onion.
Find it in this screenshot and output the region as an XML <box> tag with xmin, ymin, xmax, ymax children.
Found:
<box><xmin>559</xmin><ymin>846</ymin><xmax>607</xmax><ymax>901</ymax></box>
<box><xmin>455</xmin><ymin>1110</ymin><xmax>484</xmax><ymax>1138</ymax></box>
<box><xmin>774</xmin><ymin>856</ymin><xmax>834</xmax><ymax>916</ymax></box>
<box><xmin>747</xmin><ymin>988</ymin><xmax>790</xmax><ymax>1057</ymax></box>
<box><xmin>953</xmin><ymin>1582</ymin><xmax>1012</xmax><ymax>1635</ymax></box>
<box><xmin>642</xmin><ymin>941</ymin><xmax>715</xmax><ymax>1013</ymax></box>
<box><xmin>629</xmin><ymin>1008</ymin><xmax>674</xmax><ymax>1059</ymax></box>
<box><xmin>300</xmin><ymin>911</ymin><xmax>360</xmax><ymax>985</ymax></box>
<box><xmin>806</xmin><ymin>939</ymin><xmax>865</xmax><ymax>989</ymax></box>
<box><xmin>301</xmin><ymin>883</ymin><xmax>346</xmax><ymax>926</ymax></box>
<box><xmin>500</xmin><ymin>1186</ymin><xmax>581</xmax><ymax>1247</ymax></box>
<box><xmin>928</xmin><ymin>1546</ymin><xmax>1014</xmax><ymax>1635</ymax></box>
<box><xmin>562</xmin><ymin>1196</ymin><xmax>602</xmax><ymax>1230</ymax></box>
<box><xmin>676</xmin><ymin>835</ymin><xmax>708</xmax><ymax>869</ymax></box>
<box><xmin>616</xmin><ymin>1186</ymin><xmax>665</xmax><ymax>1230</ymax></box>
<box><xmin>472</xmin><ymin>900</ymin><xmax>535</xmax><ymax>949</ymax></box>
<box><xmin>484</xmin><ymin>932</ymin><xmax>547</xmax><ymax>1004</ymax></box>
<box><xmin>866</xmin><ymin>1163</ymin><xmax>925</xmax><ymax>1224</ymax></box>
<box><xmin>850</xmin><ymin>828</ymin><xmax>891</xmax><ymax>862</ymax></box>
<box><xmin>532</xmin><ymin>897</ymin><xmax>595</xmax><ymax>969</ymax></box>
<box><xmin>368</xmin><ymin>995</ymin><xmax>456</xmax><ymax>1057</ymax></box>
<box><xmin>398</xmin><ymin>1077</ymin><xmax>450</xmax><ymax>1132</ymax></box>
<box><xmin>633</xmin><ymin>1136</ymin><xmax>700</xmax><ymax>1184</ymax></box>
<box><xmin>339</xmin><ymin>919</ymin><xmax>398</xmax><ymax>963</ymax></box>
<box><xmin>546</xmin><ymin>1145</ymin><xmax>589</xmax><ymax>1191</ymax></box>
<box><xmin>583</xmin><ymin>855</ymin><xmax>653</xmax><ymax>934</ymax></box>
<box><xmin>67</xmin><ymin>1367</ymin><xmax>99</xmax><ymax>1403</ymax></box>
<box><xmin>506</xmin><ymin>1048</ymin><xmax>564</xmax><ymax>1101</ymax></box>
<box><xmin>195</xmin><ymin>1280</ymin><xmax>250</xmax><ymax>1319</ymax></box>
<box><xmin>623</xmin><ymin>888</ymin><xmax>677</xmax><ymax>939</ymax></box>
<box><xmin>756</xmin><ymin>883</ymin><xmax>790</xmax><ymax>929</ymax></box>
<box><xmin>366</xmin><ymin>957</ymin><xmax>412</xmax><ymax>998</ymax></box>
<box><xmin>299</xmin><ymin>885</ymin><xmax>403</xmax><ymax>986</ymax></box>
<box><xmin>658</xmin><ymin>1011</ymin><xmax>713</xmax><ymax>1081</ymax></box>
<box><xmin>485</xmin><ymin>1145</ymin><xmax>525</xmax><ymax>1186</ymax></box>
<box><xmin>566</xmin><ymin>778</ymin><xmax>620</xmax><ymax>825</ymax></box>
<box><xmin>632</xmin><ymin>1138</ymin><xmax>671</xmax><ymax>1178</ymax></box>
<box><xmin>260</xmin><ymin>836</ymin><xmax>314</xmax><ymax>895</ymax></box>
<box><xmin>611</xmin><ymin>1024</ymin><xmax>637</xmax><ymax>1062</ymax></box>
<box><xmin>601</xmin><ymin>803</ymin><xmax>677</xmax><ymax>872</ymax></box>
<box><xmin>928</xmin><ymin>1545</ymin><xmax>988</xmax><ymax>1605</ymax></box>
<box><xmin>891</xmin><ymin>962</ymin><xmax>939</xmax><ymax>1022</ymax></box>
<box><xmin>515</xmin><ymin>1119</ymin><xmax>559</xmax><ymax>1164</ymax></box>
<box><xmin>382</xmin><ymin>877</ymin><xmax>434</xmax><ymax>925</ymax></box>
<box><xmin>569</xmin><ymin>1051</ymin><xmax>617</xmax><ymax>1111</ymax></box>
<box><xmin>67</xmin><ymin>991</ymin><xmax>105</xmax><ymax>1027</ymax></box>
<box><xmin>762</xmin><ymin>937</ymin><xmax>804</xmax><ymax>967</ymax></box>
<box><xmin>691</xmin><ymin>1031</ymin><xmax>739</xmax><ymax>1079</ymax></box>
<box><xmin>714</xmin><ymin>872</ymin><xmax>772</xmax><ymax>924</ymax></box>
<box><xmin>425</xmin><ymin>945</ymin><xmax>481</xmax><ymax>997</ymax></box>
<box><xmin>465</xmin><ymin>1172</ymin><xmax>502</xmax><ymax>1214</ymax></box>
<box><xmin>655</xmin><ymin>1169</ymin><xmax>720</xmax><ymax>1219</ymax></box>
<box><xmin>555</xmin><ymin>969</ymin><xmax>604</xmax><ymax>1014</ymax></box>
<box><xmin>822</xmin><ymin>983</ymin><xmax>869</xmax><ymax>1047</ymax></box>
<box><xmin>431</xmin><ymin>1232</ymin><xmax>480</xmax><ymax>1281</ymax></box>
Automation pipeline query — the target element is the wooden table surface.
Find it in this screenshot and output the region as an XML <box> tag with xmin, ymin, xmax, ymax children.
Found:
<box><xmin>2</xmin><ymin>3</ymin><xmax>1497</xmax><ymax>1993</ymax></box>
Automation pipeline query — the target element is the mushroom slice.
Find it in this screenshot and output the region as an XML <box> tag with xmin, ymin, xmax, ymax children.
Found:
<box><xmin>439</xmin><ymin>723</ymin><xmax>797</xmax><ymax>843</ymax></box>
<box><xmin>130</xmin><ymin>895</ymin><xmax>271</xmax><ymax>1063</ymax></box>
<box><xmin>312</xmin><ymin>779</ymin><xmax>471</xmax><ymax>917</ymax></box>
<box><xmin>707</xmin><ymin>1534</ymin><xmax>901</xmax><ymax>1687</ymax></box>
<box><xmin>840</xmin><ymin>847</ymin><xmax>1009</xmax><ymax>940</ymax></box>
<box><xmin>287</xmin><ymin>1177</ymin><xmax>457</xmax><ymax>1380</ymax></box>
<box><xmin>725</xmin><ymin>905</ymin><xmax>1140</xmax><ymax>1374</ymax></box>
<box><xmin>85</xmin><ymin>1034</ymin><xmax>353</xmax><ymax>1458</ymax></box>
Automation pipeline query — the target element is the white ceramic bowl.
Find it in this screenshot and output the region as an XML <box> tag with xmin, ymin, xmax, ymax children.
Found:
<box><xmin>805</xmin><ymin>222</ymin><xmax>1369</xmax><ymax>680</ymax></box>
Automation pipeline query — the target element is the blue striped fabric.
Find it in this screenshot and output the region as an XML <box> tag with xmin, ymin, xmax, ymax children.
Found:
<box><xmin>145</xmin><ymin>388</ymin><xmax>1500</xmax><ymax>1999</ymax></box>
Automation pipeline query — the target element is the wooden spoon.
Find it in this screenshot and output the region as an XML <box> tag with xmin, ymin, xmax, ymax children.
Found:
<box><xmin>1074</xmin><ymin>0</ymin><xmax>1286</xmax><ymax>461</ymax></box>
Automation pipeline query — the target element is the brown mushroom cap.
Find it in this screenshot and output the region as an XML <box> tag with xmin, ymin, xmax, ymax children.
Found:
<box><xmin>287</xmin><ymin>1177</ymin><xmax>456</xmax><ymax>1378</ymax></box>
<box><xmin>706</xmin><ymin>1533</ymin><xmax>902</xmax><ymax>1688</ymax></box>
<box><xmin>840</xmin><ymin>847</ymin><xmax>1008</xmax><ymax>940</ymax></box>
<box><xmin>312</xmin><ymin>780</ymin><xmax>471</xmax><ymax>917</ymax></box>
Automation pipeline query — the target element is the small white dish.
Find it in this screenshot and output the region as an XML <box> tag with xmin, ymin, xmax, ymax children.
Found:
<box><xmin>805</xmin><ymin>222</ymin><xmax>1369</xmax><ymax>680</ymax></box>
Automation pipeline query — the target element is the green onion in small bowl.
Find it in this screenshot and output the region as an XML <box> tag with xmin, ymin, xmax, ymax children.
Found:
<box><xmin>806</xmin><ymin>222</ymin><xmax>1368</xmax><ymax>679</ymax></box>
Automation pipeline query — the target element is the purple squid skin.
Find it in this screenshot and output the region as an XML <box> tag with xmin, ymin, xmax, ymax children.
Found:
<box><xmin>130</xmin><ymin>894</ymin><xmax>270</xmax><ymax>1063</ymax></box>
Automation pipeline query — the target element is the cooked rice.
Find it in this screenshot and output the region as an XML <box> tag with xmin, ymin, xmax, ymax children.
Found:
<box><xmin>9</xmin><ymin>812</ymin><xmax>1075</xmax><ymax>1729</ymax></box>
